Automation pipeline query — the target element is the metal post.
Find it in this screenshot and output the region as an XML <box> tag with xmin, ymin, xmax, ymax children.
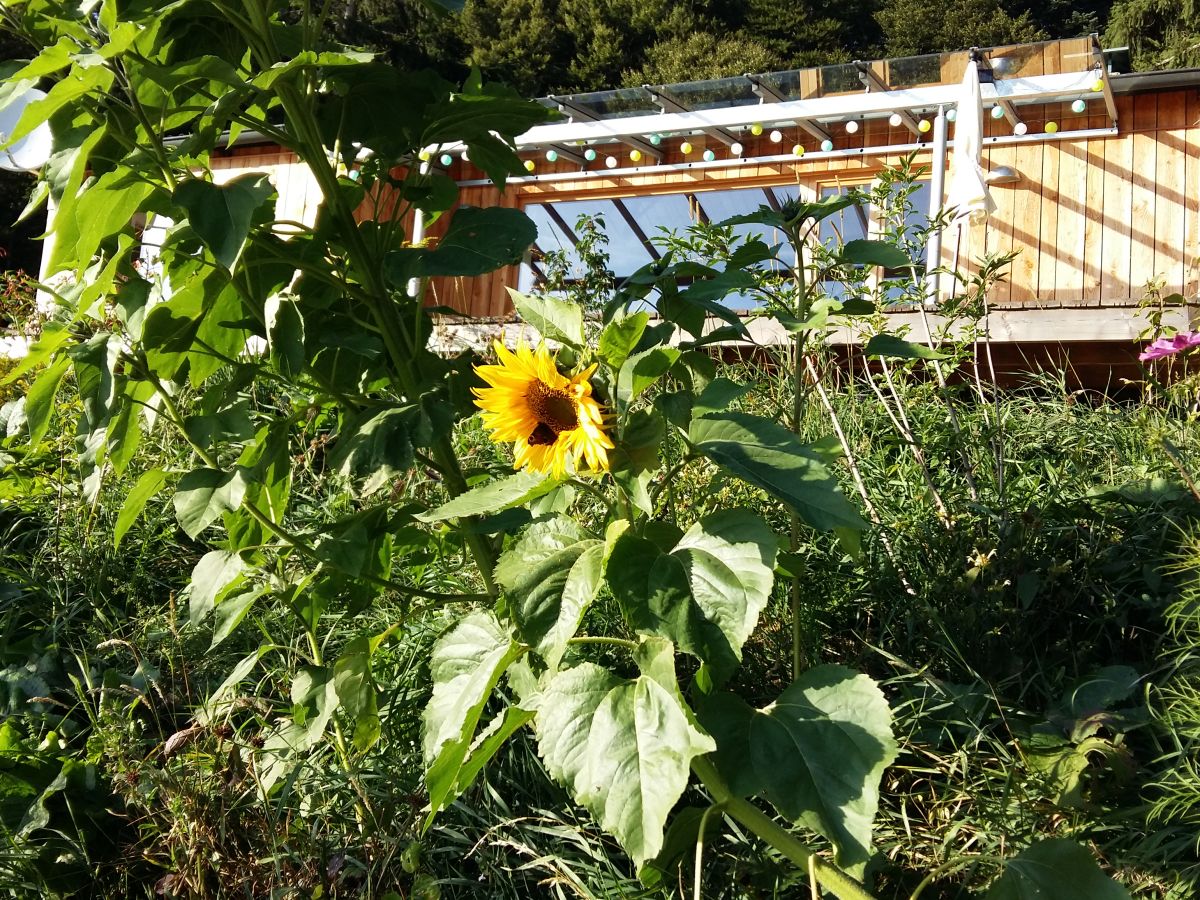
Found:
<box><xmin>408</xmin><ymin>209</ymin><xmax>426</xmax><ymax>299</ymax></box>
<box><xmin>925</xmin><ymin>104</ymin><xmax>947</xmax><ymax>307</ymax></box>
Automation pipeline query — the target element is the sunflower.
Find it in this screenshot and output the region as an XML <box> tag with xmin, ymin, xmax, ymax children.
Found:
<box><xmin>473</xmin><ymin>340</ymin><xmax>613</xmax><ymax>477</ymax></box>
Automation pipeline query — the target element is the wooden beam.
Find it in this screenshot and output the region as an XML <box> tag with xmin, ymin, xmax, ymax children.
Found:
<box><xmin>644</xmin><ymin>85</ymin><xmax>740</xmax><ymax>148</ymax></box>
<box><xmin>1090</xmin><ymin>33</ymin><xmax>1120</xmax><ymax>125</ymax></box>
<box><xmin>550</xmin><ymin>96</ymin><xmax>663</xmax><ymax>160</ymax></box>
<box><xmin>747</xmin><ymin>75</ymin><xmax>832</xmax><ymax>143</ymax></box>
<box><xmin>854</xmin><ymin>61</ymin><xmax>922</xmax><ymax>135</ymax></box>
<box><xmin>543</xmin><ymin>204</ymin><xmax>580</xmax><ymax>247</ymax></box>
<box><xmin>612</xmin><ymin>197</ymin><xmax>662</xmax><ymax>260</ymax></box>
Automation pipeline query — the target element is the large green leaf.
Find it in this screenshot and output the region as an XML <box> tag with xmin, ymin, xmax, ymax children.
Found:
<box><xmin>617</xmin><ymin>346</ymin><xmax>681</xmax><ymax>406</ymax></box>
<box><xmin>333</xmin><ymin>636</ymin><xmax>382</xmax><ymax>752</ymax></box>
<box><xmin>607</xmin><ymin>510</ymin><xmax>778</xmax><ymax>684</ymax></box>
<box><xmin>173</xmin><ymin>173</ymin><xmax>274</xmax><ymax>269</ymax></box>
<box><xmin>115</xmin><ymin>467</ymin><xmax>170</xmax><ymax>548</ymax></box>
<box><xmin>837</xmin><ymin>239</ymin><xmax>912</xmax><ymax>269</ymax></box>
<box><xmin>690</xmin><ymin>412</ymin><xmax>865</xmax><ymax>532</ymax></box>
<box><xmin>173</xmin><ymin>467</ymin><xmax>249</xmax><ymax>539</ymax></box>
<box><xmin>422</xmin><ymin>611</ymin><xmax>524</xmax><ymax>825</ymax></box>
<box><xmin>384</xmin><ymin>208</ymin><xmax>537</xmax><ymax>285</ymax></box>
<box><xmin>186</xmin><ymin>550</ymin><xmax>247</xmax><ymax>626</ymax></box>
<box><xmin>534</xmin><ymin>663</ymin><xmax>715</xmax><ymax>867</ymax></box>
<box><xmin>698</xmin><ymin>665</ymin><xmax>897</xmax><ymax>870</ymax></box>
<box><xmin>21</xmin><ymin>355</ymin><xmax>70</xmax><ymax>446</ymax></box>
<box><xmin>495</xmin><ymin>517</ymin><xmax>603</xmax><ymax>668</ymax></box>
<box><xmin>599</xmin><ymin>312</ymin><xmax>649</xmax><ymax>369</ymax></box>
<box><xmin>330</xmin><ymin>406</ymin><xmax>419</xmax><ymax>496</ymax></box>
<box><xmin>862</xmin><ymin>333</ymin><xmax>947</xmax><ymax>360</ymax></box>
<box><xmin>984</xmin><ymin>839</ymin><xmax>1131</xmax><ymax>900</ymax></box>
<box><xmin>417</xmin><ymin>470</ymin><xmax>557</xmax><ymax>522</ymax></box>
<box><xmin>507</xmin><ymin>288</ymin><xmax>585</xmax><ymax>348</ymax></box>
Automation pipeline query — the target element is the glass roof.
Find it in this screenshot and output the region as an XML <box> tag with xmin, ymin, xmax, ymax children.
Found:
<box><xmin>540</xmin><ymin>38</ymin><xmax>1094</xmax><ymax>122</ymax></box>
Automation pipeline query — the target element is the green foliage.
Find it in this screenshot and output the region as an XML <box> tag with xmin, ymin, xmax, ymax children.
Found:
<box><xmin>875</xmin><ymin>0</ymin><xmax>1046</xmax><ymax>58</ymax></box>
<box><xmin>1105</xmin><ymin>0</ymin><xmax>1200</xmax><ymax>70</ymax></box>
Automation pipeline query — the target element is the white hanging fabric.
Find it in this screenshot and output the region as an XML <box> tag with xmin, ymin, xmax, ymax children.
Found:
<box><xmin>945</xmin><ymin>58</ymin><xmax>997</xmax><ymax>224</ymax></box>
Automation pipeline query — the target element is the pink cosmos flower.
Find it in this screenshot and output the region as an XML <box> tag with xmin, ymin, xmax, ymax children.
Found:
<box><xmin>1139</xmin><ymin>331</ymin><xmax>1200</xmax><ymax>362</ymax></box>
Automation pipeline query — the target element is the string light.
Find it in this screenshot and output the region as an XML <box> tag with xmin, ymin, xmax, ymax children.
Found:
<box><xmin>750</xmin><ymin>123</ymin><xmax>763</xmax><ymax>135</ymax></box>
<box><xmin>845</xmin><ymin>120</ymin><xmax>859</xmax><ymax>134</ymax></box>
<box><xmin>888</xmin><ymin>113</ymin><xmax>903</xmax><ymax>128</ymax></box>
<box><xmin>1091</xmin><ymin>78</ymin><xmax>1104</xmax><ymax>92</ymax></box>
<box><xmin>731</xmin><ymin>142</ymin><xmax>744</xmax><ymax>156</ymax></box>
<box><xmin>418</xmin><ymin>150</ymin><xmax>431</xmax><ymax>161</ymax></box>
<box><xmin>584</xmin><ymin>148</ymin><xmax>597</xmax><ymax>161</ymax></box>
<box><xmin>605</xmin><ymin>155</ymin><xmax>618</xmax><ymax>168</ymax></box>
<box><xmin>769</xmin><ymin>129</ymin><xmax>783</xmax><ymax>143</ymax></box>
<box><xmin>630</xmin><ymin>149</ymin><xmax>643</xmax><ymax>162</ymax></box>
<box><xmin>1013</xmin><ymin>122</ymin><xmax>1028</xmax><ymax>135</ymax></box>
<box><xmin>1044</xmin><ymin>121</ymin><xmax>1059</xmax><ymax>134</ymax></box>
<box><xmin>918</xmin><ymin>119</ymin><xmax>932</xmax><ymax>133</ymax></box>
<box><xmin>439</xmin><ymin>153</ymin><xmax>453</xmax><ymax>166</ymax></box>
<box><xmin>649</xmin><ymin>134</ymin><xmax>663</xmax><ymax>145</ymax></box>
<box><xmin>523</xmin><ymin>159</ymin><xmax>535</xmax><ymax>172</ymax></box>
<box><xmin>946</xmin><ymin>108</ymin><xmax>957</xmax><ymax>122</ymax></box>
<box><xmin>792</xmin><ymin>144</ymin><xmax>804</xmax><ymax>157</ymax></box>
<box><xmin>990</xmin><ymin>106</ymin><xmax>1006</xmax><ymax>120</ymax></box>
<box><xmin>680</xmin><ymin>141</ymin><xmax>693</xmax><ymax>154</ymax></box>
<box><xmin>820</xmin><ymin>139</ymin><xmax>834</xmax><ymax>152</ymax></box>
<box><xmin>703</xmin><ymin>149</ymin><xmax>716</xmax><ymax>161</ymax></box>
<box><xmin>545</xmin><ymin>149</ymin><xmax>558</xmax><ymax>162</ymax></box>
<box><xmin>1071</xmin><ymin>99</ymin><xmax>1087</xmax><ymax>113</ymax></box>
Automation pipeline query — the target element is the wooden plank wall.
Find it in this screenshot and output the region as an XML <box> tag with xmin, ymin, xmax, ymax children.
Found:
<box><xmin>204</xmin><ymin>86</ymin><xmax>1200</xmax><ymax>320</ymax></box>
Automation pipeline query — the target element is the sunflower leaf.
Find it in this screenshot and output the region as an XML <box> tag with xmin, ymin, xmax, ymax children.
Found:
<box><xmin>698</xmin><ymin>664</ymin><xmax>897</xmax><ymax>873</ymax></box>
<box><xmin>507</xmin><ymin>287</ymin><xmax>584</xmax><ymax>348</ymax></box>
<box><xmin>534</xmin><ymin>663</ymin><xmax>715</xmax><ymax>867</ymax></box>
<box><xmin>417</xmin><ymin>470</ymin><xmax>558</xmax><ymax>522</ymax></box>
<box><xmin>984</xmin><ymin>839</ymin><xmax>1131</xmax><ymax>900</ymax></box>
<box><xmin>606</xmin><ymin>509</ymin><xmax>778</xmax><ymax>685</ymax></box>
<box><xmin>495</xmin><ymin>517</ymin><xmax>604</xmax><ymax>668</ymax></box>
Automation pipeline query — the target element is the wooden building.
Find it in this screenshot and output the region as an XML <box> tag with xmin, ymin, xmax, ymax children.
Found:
<box><xmin>208</xmin><ymin>37</ymin><xmax>1200</xmax><ymax>384</ymax></box>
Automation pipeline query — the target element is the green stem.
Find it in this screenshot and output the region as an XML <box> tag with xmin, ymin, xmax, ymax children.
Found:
<box><xmin>566</xmin><ymin>636</ymin><xmax>639</xmax><ymax>651</ymax></box>
<box><xmin>789</xmin><ymin>230</ymin><xmax>809</xmax><ymax>680</ymax></box>
<box><xmin>691</xmin><ymin>756</ymin><xmax>879</xmax><ymax>900</ymax></box>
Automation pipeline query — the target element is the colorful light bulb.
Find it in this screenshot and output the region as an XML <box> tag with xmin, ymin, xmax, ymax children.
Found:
<box><xmin>1071</xmin><ymin>99</ymin><xmax>1087</xmax><ymax>114</ymax></box>
<box><xmin>680</xmin><ymin>141</ymin><xmax>693</xmax><ymax>154</ymax></box>
<box><xmin>946</xmin><ymin>108</ymin><xmax>957</xmax><ymax>122</ymax></box>
<box><xmin>888</xmin><ymin>113</ymin><xmax>903</xmax><ymax>128</ymax></box>
<box><xmin>703</xmin><ymin>149</ymin><xmax>716</xmax><ymax>161</ymax></box>
<box><xmin>605</xmin><ymin>155</ymin><xmax>618</xmax><ymax>168</ymax></box>
<box><xmin>584</xmin><ymin>148</ymin><xmax>597</xmax><ymax>161</ymax></box>
<box><xmin>1013</xmin><ymin>122</ymin><xmax>1028</xmax><ymax>135</ymax></box>
<box><xmin>649</xmin><ymin>133</ymin><xmax>663</xmax><ymax>145</ymax></box>
<box><xmin>731</xmin><ymin>141</ymin><xmax>744</xmax><ymax>156</ymax></box>
<box><xmin>991</xmin><ymin>105</ymin><xmax>1006</xmax><ymax>120</ymax></box>
<box><xmin>439</xmin><ymin>153</ymin><xmax>453</xmax><ymax>167</ymax></box>
<box><xmin>820</xmin><ymin>139</ymin><xmax>834</xmax><ymax>152</ymax></box>
<box><xmin>769</xmin><ymin>129</ymin><xmax>783</xmax><ymax>143</ymax></box>
<box><xmin>523</xmin><ymin>159</ymin><xmax>535</xmax><ymax>172</ymax></box>
<box><xmin>845</xmin><ymin>120</ymin><xmax>859</xmax><ymax>134</ymax></box>
<box><xmin>1044</xmin><ymin>121</ymin><xmax>1059</xmax><ymax>134</ymax></box>
<box><xmin>629</xmin><ymin>149</ymin><xmax>643</xmax><ymax>162</ymax></box>
<box><xmin>918</xmin><ymin>119</ymin><xmax>932</xmax><ymax>133</ymax></box>
<box><xmin>750</xmin><ymin>123</ymin><xmax>763</xmax><ymax>136</ymax></box>
<box><xmin>792</xmin><ymin>144</ymin><xmax>804</xmax><ymax>157</ymax></box>
<box><xmin>545</xmin><ymin>149</ymin><xmax>558</xmax><ymax>162</ymax></box>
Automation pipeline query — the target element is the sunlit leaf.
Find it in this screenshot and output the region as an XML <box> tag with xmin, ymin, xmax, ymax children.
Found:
<box><xmin>699</xmin><ymin>665</ymin><xmax>897</xmax><ymax>871</ymax></box>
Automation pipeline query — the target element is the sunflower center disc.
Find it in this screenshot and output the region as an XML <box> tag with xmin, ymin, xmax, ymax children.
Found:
<box><xmin>526</xmin><ymin>380</ymin><xmax>578</xmax><ymax>446</ymax></box>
